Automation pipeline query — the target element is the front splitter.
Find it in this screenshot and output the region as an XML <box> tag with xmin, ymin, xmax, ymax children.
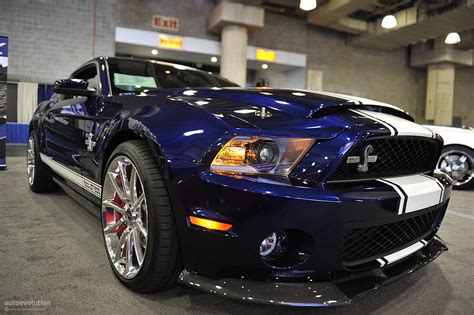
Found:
<box><xmin>178</xmin><ymin>236</ymin><xmax>447</xmax><ymax>307</ymax></box>
<box><xmin>179</xmin><ymin>269</ymin><xmax>350</xmax><ymax>307</ymax></box>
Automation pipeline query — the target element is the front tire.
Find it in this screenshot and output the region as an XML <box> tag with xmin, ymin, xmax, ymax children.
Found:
<box><xmin>101</xmin><ymin>140</ymin><xmax>182</xmax><ymax>292</ymax></box>
<box><xmin>437</xmin><ymin>145</ymin><xmax>474</xmax><ymax>190</ymax></box>
<box><xmin>27</xmin><ymin>131</ymin><xmax>58</xmax><ymax>193</ymax></box>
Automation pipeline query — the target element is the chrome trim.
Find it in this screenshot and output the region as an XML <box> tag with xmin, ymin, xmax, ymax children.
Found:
<box><xmin>103</xmin><ymin>57</ymin><xmax>113</xmax><ymax>97</ymax></box>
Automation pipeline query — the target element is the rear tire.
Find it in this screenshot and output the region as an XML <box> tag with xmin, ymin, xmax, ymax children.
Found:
<box><xmin>437</xmin><ymin>145</ymin><xmax>474</xmax><ymax>190</ymax></box>
<box><xmin>27</xmin><ymin>131</ymin><xmax>58</xmax><ymax>193</ymax></box>
<box><xmin>101</xmin><ymin>140</ymin><xmax>182</xmax><ymax>292</ymax></box>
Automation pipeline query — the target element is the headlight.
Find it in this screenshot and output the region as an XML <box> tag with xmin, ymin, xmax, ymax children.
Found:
<box><xmin>210</xmin><ymin>136</ymin><xmax>315</xmax><ymax>177</ymax></box>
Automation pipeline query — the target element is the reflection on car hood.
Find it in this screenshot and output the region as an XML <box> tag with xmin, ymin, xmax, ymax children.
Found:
<box><xmin>146</xmin><ymin>87</ymin><xmax>411</xmax><ymax>119</ymax></box>
<box><xmin>144</xmin><ymin>88</ymin><xmax>414</xmax><ymax>140</ymax></box>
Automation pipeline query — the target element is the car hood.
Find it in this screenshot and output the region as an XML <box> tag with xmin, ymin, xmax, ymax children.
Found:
<box><xmin>145</xmin><ymin>88</ymin><xmax>412</xmax><ymax>139</ymax></box>
<box><xmin>148</xmin><ymin>88</ymin><xmax>410</xmax><ymax>118</ymax></box>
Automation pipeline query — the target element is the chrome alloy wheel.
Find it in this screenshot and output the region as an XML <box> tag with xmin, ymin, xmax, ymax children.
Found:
<box><xmin>27</xmin><ymin>136</ymin><xmax>35</xmax><ymax>185</ymax></box>
<box><xmin>102</xmin><ymin>155</ymin><xmax>148</xmax><ymax>279</ymax></box>
<box><xmin>438</xmin><ymin>151</ymin><xmax>473</xmax><ymax>186</ymax></box>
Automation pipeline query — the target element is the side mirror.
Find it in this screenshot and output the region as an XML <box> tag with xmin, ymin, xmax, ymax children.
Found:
<box><xmin>53</xmin><ymin>79</ymin><xmax>95</xmax><ymax>97</ymax></box>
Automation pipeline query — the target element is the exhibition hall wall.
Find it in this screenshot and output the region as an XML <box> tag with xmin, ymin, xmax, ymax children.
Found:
<box><xmin>0</xmin><ymin>0</ymin><xmax>472</xmax><ymax>126</ymax></box>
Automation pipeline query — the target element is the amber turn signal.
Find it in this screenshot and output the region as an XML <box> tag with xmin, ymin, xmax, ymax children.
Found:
<box><xmin>189</xmin><ymin>216</ymin><xmax>233</xmax><ymax>232</ymax></box>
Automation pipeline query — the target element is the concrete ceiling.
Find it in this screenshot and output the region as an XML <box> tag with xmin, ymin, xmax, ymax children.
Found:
<box><xmin>352</xmin><ymin>1</ymin><xmax>474</xmax><ymax>49</ymax></box>
<box><xmin>256</xmin><ymin>0</ymin><xmax>474</xmax><ymax>50</ymax></box>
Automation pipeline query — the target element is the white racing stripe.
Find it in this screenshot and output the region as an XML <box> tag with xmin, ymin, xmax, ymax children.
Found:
<box><xmin>350</xmin><ymin>109</ymin><xmax>397</xmax><ymax>136</ymax></box>
<box><xmin>378</xmin><ymin>240</ymin><xmax>426</xmax><ymax>267</ymax></box>
<box><xmin>377</xmin><ymin>179</ymin><xmax>406</xmax><ymax>214</ymax></box>
<box><xmin>40</xmin><ymin>153</ymin><xmax>102</xmax><ymax>198</ymax></box>
<box><xmin>419</xmin><ymin>173</ymin><xmax>444</xmax><ymax>203</ymax></box>
<box><xmin>300</xmin><ymin>89</ymin><xmax>408</xmax><ymax>112</ymax></box>
<box><xmin>356</xmin><ymin>109</ymin><xmax>434</xmax><ymax>138</ymax></box>
<box><xmin>305</xmin><ymin>90</ymin><xmax>362</xmax><ymax>104</ymax></box>
<box><xmin>297</xmin><ymin>90</ymin><xmax>434</xmax><ymax>138</ymax></box>
<box><xmin>377</xmin><ymin>174</ymin><xmax>445</xmax><ymax>214</ymax></box>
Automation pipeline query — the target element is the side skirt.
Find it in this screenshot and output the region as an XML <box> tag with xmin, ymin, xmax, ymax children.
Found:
<box><xmin>53</xmin><ymin>177</ymin><xmax>101</xmax><ymax>218</ymax></box>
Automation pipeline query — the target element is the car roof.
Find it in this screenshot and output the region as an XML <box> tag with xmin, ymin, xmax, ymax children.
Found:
<box><xmin>95</xmin><ymin>56</ymin><xmax>203</xmax><ymax>72</ymax></box>
<box><xmin>74</xmin><ymin>56</ymin><xmax>234</xmax><ymax>84</ymax></box>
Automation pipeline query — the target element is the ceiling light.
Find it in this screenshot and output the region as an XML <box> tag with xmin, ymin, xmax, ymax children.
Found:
<box><xmin>445</xmin><ymin>32</ymin><xmax>461</xmax><ymax>45</ymax></box>
<box><xmin>261</xmin><ymin>63</ymin><xmax>268</xmax><ymax>70</ymax></box>
<box><xmin>151</xmin><ymin>49</ymin><xmax>158</xmax><ymax>55</ymax></box>
<box><xmin>210</xmin><ymin>56</ymin><xmax>218</xmax><ymax>63</ymax></box>
<box><xmin>381</xmin><ymin>15</ymin><xmax>397</xmax><ymax>29</ymax></box>
<box><xmin>300</xmin><ymin>0</ymin><xmax>317</xmax><ymax>11</ymax></box>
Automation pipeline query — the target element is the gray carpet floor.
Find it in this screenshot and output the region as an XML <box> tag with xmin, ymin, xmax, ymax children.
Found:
<box><xmin>1</xmin><ymin>156</ymin><xmax>473</xmax><ymax>314</ymax></box>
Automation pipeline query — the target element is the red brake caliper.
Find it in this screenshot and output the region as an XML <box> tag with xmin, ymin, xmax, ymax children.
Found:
<box><xmin>105</xmin><ymin>173</ymin><xmax>127</xmax><ymax>237</ymax></box>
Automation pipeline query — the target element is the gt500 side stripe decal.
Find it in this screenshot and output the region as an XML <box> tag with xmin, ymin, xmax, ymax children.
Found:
<box><xmin>40</xmin><ymin>153</ymin><xmax>102</xmax><ymax>198</ymax></box>
<box><xmin>377</xmin><ymin>174</ymin><xmax>445</xmax><ymax>214</ymax></box>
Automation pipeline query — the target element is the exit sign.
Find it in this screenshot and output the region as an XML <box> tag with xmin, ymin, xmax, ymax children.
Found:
<box><xmin>153</xmin><ymin>15</ymin><xmax>179</xmax><ymax>32</ymax></box>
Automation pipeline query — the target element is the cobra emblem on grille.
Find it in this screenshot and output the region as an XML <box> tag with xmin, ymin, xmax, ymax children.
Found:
<box><xmin>346</xmin><ymin>144</ymin><xmax>378</xmax><ymax>173</ymax></box>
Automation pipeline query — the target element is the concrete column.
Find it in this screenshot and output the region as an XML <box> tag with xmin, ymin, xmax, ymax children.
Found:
<box><xmin>220</xmin><ymin>25</ymin><xmax>248</xmax><ymax>86</ymax></box>
<box><xmin>411</xmin><ymin>39</ymin><xmax>472</xmax><ymax>125</ymax></box>
<box><xmin>425</xmin><ymin>63</ymin><xmax>455</xmax><ymax>125</ymax></box>
<box><xmin>208</xmin><ymin>1</ymin><xmax>264</xmax><ymax>86</ymax></box>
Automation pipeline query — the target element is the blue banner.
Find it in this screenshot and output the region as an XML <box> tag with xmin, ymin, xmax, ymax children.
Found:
<box><xmin>0</xmin><ymin>36</ymin><xmax>8</xmax><ymax>169</ymax></box>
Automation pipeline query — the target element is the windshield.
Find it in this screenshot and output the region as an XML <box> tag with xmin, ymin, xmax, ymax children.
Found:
<box><xmin>107</xmin><ymin>59</ymin><xmax>239</xmax><ymax>95</ymax></box>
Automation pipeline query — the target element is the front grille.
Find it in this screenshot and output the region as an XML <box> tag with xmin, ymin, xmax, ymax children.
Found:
<box><xmin>329</xmin><ymin>137</ymin><xmax>440</xmax><ymax>181</ymax></box>
<box><xmin>343</xmin><ymin>208</ymin><xmax>439</xmax><ymax>265</ymax></box>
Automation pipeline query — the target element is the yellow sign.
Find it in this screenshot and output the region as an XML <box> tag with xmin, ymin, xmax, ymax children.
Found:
<box><xmin>256</xmin><ymin>49</ymin><xmax>276</xmax><ymax>62</ymax></box>
<box><xmin>159</xmin><ymin>35</ymin><xmax>183</xmax><ymax>49</ymax></box>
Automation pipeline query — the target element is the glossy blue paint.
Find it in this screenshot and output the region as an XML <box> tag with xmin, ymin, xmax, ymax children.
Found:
<box><xmin>30</xmin><ymin>57</ymin><xmax>452</xmax><ymax>300</ymax></box>
<box><xmin>42</xmin><ymin>95</ymin><xmax>96</xmax><ymax>176</ymax></box>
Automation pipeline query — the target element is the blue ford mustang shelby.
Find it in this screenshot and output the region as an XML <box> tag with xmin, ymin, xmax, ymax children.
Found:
<box><xmin>28</xmin><ymin>57</ymin><xmax>452</xmax><ymax>306</ymax></box>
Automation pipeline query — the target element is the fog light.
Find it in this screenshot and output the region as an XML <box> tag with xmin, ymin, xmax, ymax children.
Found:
<box><xmin>259</xmin><ymin>231</ymin><xmax>287</xmax><ymax>260</ymax></box>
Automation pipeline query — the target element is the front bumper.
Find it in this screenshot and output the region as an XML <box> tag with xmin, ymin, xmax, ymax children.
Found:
<box><xmin>179</xmin><ymin>236</ymin><xmax>447</xmax><ymax>306</ymax></box>
<box><xmin>168</xmin><ymin>166</ymin><xmax>451</xmax><ymax>279</ymax></box>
